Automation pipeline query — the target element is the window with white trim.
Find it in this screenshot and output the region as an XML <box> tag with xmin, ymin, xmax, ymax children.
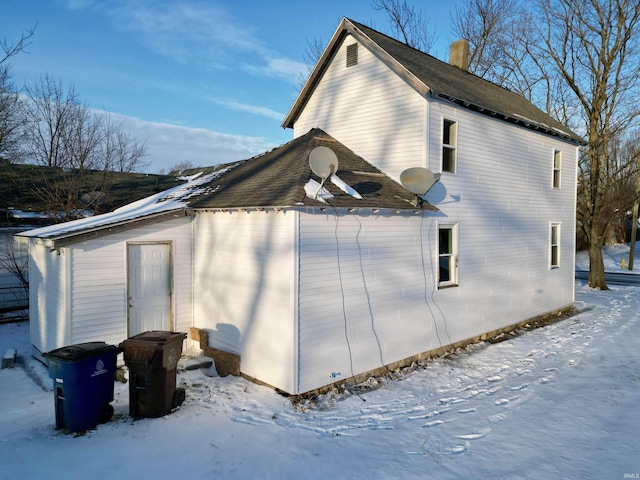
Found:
<box><xmin>442</xmin><ymin>119</ymin><xmax>457</xmax><ymax>173</ymax></box>
<box><xmin>553</xmin><ymin>150</ymin><xmax>562</xmax><ymax>188</ymax></box>
<box><xmin>438</xmin><ymin>223</ymin><xmax>458</xmax><ymax>287</ymax></box>
<box><xmin>550</xmin><ymin>223</ymin><xmax>560</xmax><ymax>268</ymax></box>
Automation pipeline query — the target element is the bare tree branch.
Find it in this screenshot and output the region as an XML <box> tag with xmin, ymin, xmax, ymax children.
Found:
<box><xmin>0</xmin><ymin>24</ymin><xmax>36</xmax><ymax>65</ymax></box>
<box><xmin>372</xmin><ymin>0</ymin><xmax>436</xmax><ymax>52</ymax></box>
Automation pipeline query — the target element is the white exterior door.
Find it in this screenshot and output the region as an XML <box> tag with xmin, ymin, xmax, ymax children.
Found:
<box><xmin>127</xmin><ymin>243</ymin><xmax>172</xmax><ymax>337</ymax></box>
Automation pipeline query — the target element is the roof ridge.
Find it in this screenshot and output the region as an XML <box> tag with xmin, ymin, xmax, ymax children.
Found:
<box><xmin>346</xmin><ymin>18</ymin><xmax>517</xmax><ymax>96</ymax></box>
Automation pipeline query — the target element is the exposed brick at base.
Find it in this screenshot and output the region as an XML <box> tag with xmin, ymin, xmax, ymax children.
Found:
<box><xmin>190</xmin><ymin>328</ymin><xmax>240</xmax><ymax>377</ymax></box>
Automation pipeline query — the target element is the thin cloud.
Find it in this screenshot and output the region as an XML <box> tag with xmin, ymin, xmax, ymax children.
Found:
<box><xmin>107</xmin><ymin>113</ymin><xmax>278</xmax><ymax>173</ymax></box>
<box><xmin>63</xmin><ymin>0</ymin><xmax>305</xmax><ymax>79</ymax></box>
<box><xmin>212</xmin><ymin>99</ymin><xmax>284</xmax><ymax>121</ymax></box>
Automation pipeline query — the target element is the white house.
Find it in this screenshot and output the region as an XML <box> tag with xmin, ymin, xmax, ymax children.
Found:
<box><xmin>17</xmin><ymin>18</ymin><xmax>582</xmax><ymax>396</ymax></box>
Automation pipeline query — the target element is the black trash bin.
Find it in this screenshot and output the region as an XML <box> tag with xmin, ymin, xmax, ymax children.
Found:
<box><xmin>119</xmin><ymin>331</ymin><xmax>187</xmax><ymax>418</ymax></box>
<box><xmin>43</xmin><ymin>342</ymin><xmax>121</xmax><ymax>432</ymax></box>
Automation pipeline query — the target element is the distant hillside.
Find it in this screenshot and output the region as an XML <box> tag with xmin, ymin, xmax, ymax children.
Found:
<box><xmin>0</xmin><ymin>161</ymin><xmax>185</xmax><ymax>226</ymax></box>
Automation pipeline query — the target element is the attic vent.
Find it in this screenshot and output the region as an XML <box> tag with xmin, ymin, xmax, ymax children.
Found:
<box><xmin>346</xmin><ymin>43</ymin><xmax>358</xmax><ymax>67</ymax></box>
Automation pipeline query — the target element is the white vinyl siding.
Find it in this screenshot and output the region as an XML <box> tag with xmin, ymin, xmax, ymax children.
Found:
<box><xmin>29</xmin><ymin>216</ymin><xmax>194</xmax><ymax>355</ymax></box>
<box><xmin>294</xmin><ymin>35</ymin><xmax>426</xmax><ymax>182</ymax></box>
<box><xmin>69</xmin><ymin>216</ymin><xmax>193</xmax><ymax>346</ymax></box>
<box><xmin>29</xmin><ymin>242</ymin><xmax>69</xmax><ymax>356</ymax></box>
<box><xmin>193</xmin><ymin>211</ymin><xmax>297</xmax><ymax>394</ymax></box>
<box><xmin>426</xmin><ymin>99</ymin><xmax>576</xmax><ymax>328</ymax></box>
<box><xmin>297</xmin><ymin>211</ymin><xmax>445</xmax><ymax>394</ymax></box>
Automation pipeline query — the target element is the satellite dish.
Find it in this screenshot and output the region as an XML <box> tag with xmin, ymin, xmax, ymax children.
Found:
<box><xmin>400</xmin><ymin>167</ymin><xmax>440</xmax><ymax>195</ymax></box>
<box><xmin>309</xmin><ymin>146</ymin><xmax>339</xmax><ymax>200</ymax></box>
<box><xmin>309</xmin><ymin>146</ymin><xmax>339</xmax><ymax>180</ymax></box>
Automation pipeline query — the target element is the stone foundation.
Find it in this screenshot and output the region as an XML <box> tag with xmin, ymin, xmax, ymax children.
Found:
<box><xmin>190</xmin><ymin>305</ymin><xmax>575</xmax><ymax>397</ymax></box>
<box><xmin>190</xmin><ymin>328</ymin><xmax>240</xmax><ymax>377</ymax></box>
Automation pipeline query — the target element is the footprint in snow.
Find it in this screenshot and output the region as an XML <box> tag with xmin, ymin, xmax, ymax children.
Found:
<box><xmin>446</xmin><ymin>443</ymin><xmax>469</xmax><ymax>455</ymax></box>
<box><xmin>456</xmin><ymin>428</ymin><xmax>491</xmax><ymax>440</ymax></box>
<box><xmin>486</xmin><ymin>386</ymin><xmax>502</xmax><ymax>395</ymax></box>
<box><xmin>489</xmin><ymin>412</ymin><xmax>510</xmax><ymax>423</ymax></box>
<box><xmin>456</xmin><ymin>408</ymin><xmax>478</xmax><ymax>414</ymax></box>
<box><xmin>423</xmin><ymin>419</ymin><xmax>445</xmax><ymax>428</ymax></box>
<box><xmin>422</xmin><ymin>417</ymin><xmax>456</xmax><ymax>428</ymax></box>
<box><xmin>423</xmin><ymin>407</ymin><xmax>451</xmax><ymax>418</ymax></box>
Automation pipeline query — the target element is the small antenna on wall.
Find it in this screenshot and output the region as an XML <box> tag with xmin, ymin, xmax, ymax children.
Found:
<box><xmin>400</xmin><ymin>167</ymin><xmax>440</xmax><ymax>207</ymax></box>
<box><xmin>309</xmin><ymin>146</ymin><xmax>339</xmax><ymax>199</ymax></box>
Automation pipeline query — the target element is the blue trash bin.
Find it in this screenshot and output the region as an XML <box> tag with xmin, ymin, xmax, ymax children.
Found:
<box><xmin>43</xmin><ymin>342</ymin><xmax>121</xmax><ymax>432</ymax></box>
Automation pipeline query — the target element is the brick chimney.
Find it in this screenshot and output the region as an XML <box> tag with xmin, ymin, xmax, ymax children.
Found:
<box><xmin>449</xmin><ymin>39</ymin><xmax>470</xmax><ymax>71</ymax></box>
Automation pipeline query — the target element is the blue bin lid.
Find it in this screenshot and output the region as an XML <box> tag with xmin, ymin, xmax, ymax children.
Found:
<box><xmin>43</xmin><ymin>342</ymin><xmax>120</xmax><ymax>362</ymax></box>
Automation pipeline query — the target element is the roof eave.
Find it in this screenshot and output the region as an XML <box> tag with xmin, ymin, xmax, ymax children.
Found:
<box><xmin>26</xmin><ymin>209</ymin><xmax>189</xmax><ymax>250</ymax></box>
<box><xmin>282</xmin><ymin>18</ymin><xmax>430</xmax><ymax>130</ymax></box>
<box><xmin>436</xmin><ymin>93</ymin><xmax>586</xmax><ymax>146</ymax></box>
<box><xmin>284</xmin><ymin>18</ymin><xmax>584</xmax><ymax>146</ymax></box>
<box><xmin>282</xmin><ymin>18</ymin><xmax>350</xmax><ymax>129</ymax></box>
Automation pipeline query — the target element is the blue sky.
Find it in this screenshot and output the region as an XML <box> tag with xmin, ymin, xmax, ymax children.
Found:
<box><xmin>1</xmin><ymin>0</ymin><xmax>461</xmax><ymax>173</ymax></box>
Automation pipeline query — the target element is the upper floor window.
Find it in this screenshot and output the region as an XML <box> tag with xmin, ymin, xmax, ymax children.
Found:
<box><xmin>438</xmin><ymin>223</ymin><xmax>458</xmax><ymax>287</ymax></box>
<box><xmin>346</xmin><ymin>43</ymin><xmax>358</xmax><ymax>67</ymax></box>
<box><xmin>550</xmin><ymin>223</ymin><xmax>560</xmax><ymax>268</ymax></box>
<box><xmin>442</xmin><ymin>119</ymin><xmax>457</xmax><ymax>173</ymax></box>
<box><xmin>553</xmin><ymin>150</ymin><xmax>562</xmax><ymax>188</ymax></box>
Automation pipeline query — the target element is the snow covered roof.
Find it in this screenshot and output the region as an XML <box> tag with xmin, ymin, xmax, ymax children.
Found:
<box><xmin>17</xmin><ymin>129</ymin><xmax>435</xmax><ymax>246</ymax></box>
<box><xmin>283</xmin><ymin>18</ymin><xmax>585</xmax><ymax>146</ymax></box>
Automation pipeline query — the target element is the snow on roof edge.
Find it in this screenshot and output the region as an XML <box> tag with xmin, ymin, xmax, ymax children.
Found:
<box><xmin>17</xmin><ymin>166</ymin><xmax>236</xmax><ymax>240</ymax></box>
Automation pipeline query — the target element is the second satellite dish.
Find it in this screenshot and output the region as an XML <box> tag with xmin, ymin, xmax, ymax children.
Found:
<box><xmin>400</xmin><ymin>167</ymin><xmax>440</xmax><ymax>195</ymax></box>
<box><xmin>309</xmin><ymin>146</ymin><xmax>339</xmax><ymax>179</ymax></box>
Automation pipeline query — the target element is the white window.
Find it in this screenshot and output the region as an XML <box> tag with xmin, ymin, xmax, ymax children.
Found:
<box><xmin>550</xmin><ymin>223</ymin><xmax>560</xmax><ymax>268</ymax></box>
<box><xmin>438</xmin><ymin>223</ymin><xmax>458</xmax><ymax>287</ymax></box>
<box><xmin>442</xmin><ymin>118</ymin><xmax>457</xmax><ymax>173</ymax></box>
<box><xmin>553</xmin><ymin>150</ymin><xmax>562</xmax><ymax>188</ymax></box>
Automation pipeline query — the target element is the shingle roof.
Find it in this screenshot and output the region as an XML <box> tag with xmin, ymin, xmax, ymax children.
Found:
<box><xmin>19</xmin><ymin>128</ymin><xmax>436</xmax><ymax>246</ymax></box>
<box><xmin>187</xmin><ymin>128</ymin><xmax>437</xmax><ymax>210</ymax></box>
<box><xmin>283</xmin><ymin>18</ymin><xmax>584</xmax><ymax>145</ymax></box>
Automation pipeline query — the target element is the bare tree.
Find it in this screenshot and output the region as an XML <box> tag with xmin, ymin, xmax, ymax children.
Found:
<box><xmin>0</xmin><ymin>232</ymin><xmax>29</xmax><ymax>301</ymax></box>
<box><xmin>536</xmin><ymin>0</ymin><xmax>640</xmax><ymax>289</ymax></box>
<box><xmin>452</xmin><ymin>0</ymin><xmax>562</xmax><ymax>113</ymax></box>
<box><xmin>169</xmin><ymin>160</ymin><xmax>195</xmax><ymax>173</ymax></box>
<box><xmin>298</xmin><ymin>37</ymin><xmax>326</xmax><ymax>88</ymax></box>
<box><xmin>0</xmin><ymin>66</ymin><xmax>22</xmax><ymax>162</ymax></box>
<box><xmin>454</xmin><ymin>0</ymin><xmax>640</xmax><ymax>289</ymax></box>
<box><xmin>21</xmin><ymin>75</ymin><xmax>84</xmax><ymax>168</ymax></box>
<box><xmin>581</xmin><ymin>130</ymin><xmax>640</xmax><ymax>245</ymax></box>
<box><xmin>20</xmin><ymin>76</ymin><xmax>99</xmax><ymax>218</ymax></box>
<box><xmin>20</xmin><ymin>76</ymin><xmax>149</xmax><ymax>220</ymax></box>
<box><xmin>101</xmin><ymin>114</ymin><xmax>149</xmax><ymax>173</ymax></box>
<box><xmin>452</xmin><ymin>0</ymin><xmax>517</xmax><ymax>76</ymax></box>
<box><xmin>1</xmin><ymin>24</ymin><xmax>36</xmax><ymax>65</ymax></box>
<box><xmin>371</xmin><ymin>0</ymin><xmax>436</xmax><ymax>52</ymax></box>
<box><xmin>0</xmin><ymin>25</ymin><xmax>36</xmax><ymax>162</ymax></box>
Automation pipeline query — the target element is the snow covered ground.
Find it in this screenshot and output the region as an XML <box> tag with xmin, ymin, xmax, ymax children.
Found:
<box><xmin>1</xmin><ymin>245</ymin><xmax>639</xmax><ymax>479</ymax></box>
